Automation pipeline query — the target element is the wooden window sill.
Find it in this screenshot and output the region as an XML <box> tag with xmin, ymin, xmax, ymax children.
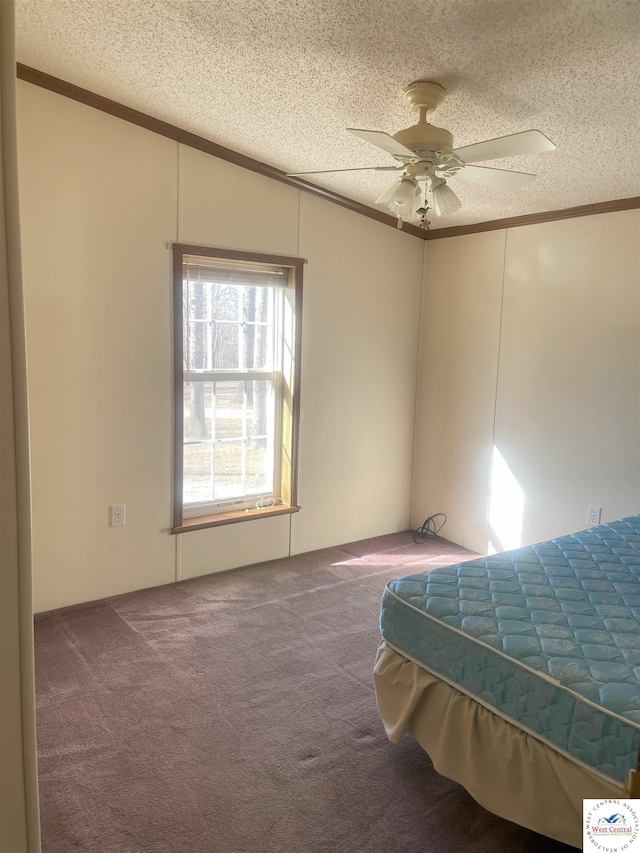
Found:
<box><xmin>172</xmin><ymin>504</ymin><xmax>301</xmax><ymax>534</ymax></box>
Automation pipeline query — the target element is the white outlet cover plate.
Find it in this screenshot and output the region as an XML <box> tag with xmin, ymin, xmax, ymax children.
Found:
<box><xmin>587</xmin><ymin>505</ymin><xmax>601</xmax><ymax>526</ymax></box>
<box><xmin>110</xmin><ymin>505</ymin><xmax>125</xmax><ymax>527</ymax></box>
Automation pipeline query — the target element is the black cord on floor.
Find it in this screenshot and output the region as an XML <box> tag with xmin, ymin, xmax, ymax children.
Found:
<box><xmin>414</xmin><ymin>513</ymin><xmax>447</xmax><ymax>544</ymax></box>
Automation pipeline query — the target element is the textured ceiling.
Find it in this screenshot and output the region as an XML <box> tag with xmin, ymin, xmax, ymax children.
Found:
<box><xmin>16</xmin><ymin>0</ymin><xmax>640</xmax><ymax>230</ymax></box>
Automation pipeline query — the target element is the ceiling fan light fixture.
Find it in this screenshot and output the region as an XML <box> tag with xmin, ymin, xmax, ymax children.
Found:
<box><xmin>432</xmin><ymin>181</ymin><xmax>462</xmax><ymax>217</ymax></box>
<box><xmin>376</xmin><ymin>176</ymin><xmax>420</xmax><ymax>219</ymax></box>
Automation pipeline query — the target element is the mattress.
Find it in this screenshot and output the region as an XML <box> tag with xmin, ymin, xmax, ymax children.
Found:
<box><xmin>380</xmin><ymin>515</ymin><xmax>640</xmax><ymax>785</ymax></box>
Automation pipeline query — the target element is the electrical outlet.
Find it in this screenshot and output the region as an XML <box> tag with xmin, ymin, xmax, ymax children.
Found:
<box><xmin>110</xmin><ymin>504</ymin><xmax>125</xmax><ymax>527</ymax></box>
<box><xmin>587</xmin><ymin>505</ymin><xmax>601</xmax><ymax>527</ymax></box>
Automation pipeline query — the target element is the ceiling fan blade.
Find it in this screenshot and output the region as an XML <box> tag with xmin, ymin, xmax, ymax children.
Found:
<box><xmin>347</xmin><ymin>129</ymin><xmax>416</xmax><ymax>160</ymax></box>
<box><xmin>452</xmin><ymin>130</ymin><xmax>556</xmax><ymax>164</ymax></box>
<box><xmin>286</xmin><ymin>165</ymin><xmax>402</xmax><ymax>176</ymax></box>
<box><xmin>452</xmin><ymin>164</ymin><xmax>537</xmax><ymax>190</ymax></box>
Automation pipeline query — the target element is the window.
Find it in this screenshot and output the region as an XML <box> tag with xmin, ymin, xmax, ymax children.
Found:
<box><xmin>172</xmin><ymin>245</ymin><xmax>303</xmax><ymax>532</ymax></box>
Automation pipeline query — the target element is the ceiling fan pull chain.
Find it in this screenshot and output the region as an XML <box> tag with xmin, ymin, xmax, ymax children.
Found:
<box><xmin>416</xmin><ymin>185</ymin><xmax>431</xmax><ymax>230</ymax></box>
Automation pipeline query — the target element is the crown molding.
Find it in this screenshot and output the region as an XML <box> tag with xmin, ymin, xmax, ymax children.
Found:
<box><xmin>424</xmin><ymin>196</ymin><xmax>640</xmax><ymax>239</ymax></box>
<box><xmin>16</xmin><ymin>63</ymin><xmax>427</xmax><ymax>240</ymax></box>
<box><xmin>16</xmin><ymin>64</ymin><xmax>640</xmax><ymax>243</ymax></box>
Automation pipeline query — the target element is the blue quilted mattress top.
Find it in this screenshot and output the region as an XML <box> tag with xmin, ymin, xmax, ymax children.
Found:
<box><xmin>380</xmin><ymin>515</ymin><xmax>640</xmax><ymax>784</ymax></box>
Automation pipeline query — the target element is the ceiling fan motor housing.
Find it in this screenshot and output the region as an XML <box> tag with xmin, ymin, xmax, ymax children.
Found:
<box><xmin>393</xmin><ymin>123</ymin><xmax>453</xmax><ymax>158</ymax></box>
<box><xmin>394</xmin><ymin>80</ymin><xmax>453</xmax><ymax>159</ymax></box>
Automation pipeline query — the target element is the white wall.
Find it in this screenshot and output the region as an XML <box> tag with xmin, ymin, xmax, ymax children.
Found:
<box><xmin>414</xmin><ymin>211</ymin><xmax>640</xmax><ymax>554</ymax></box>
<box><xmin>21</xmin><ymin>79</ymin><xmax>638</xmax><ymax>611</ymax></box>
<box><xmin>1</xmin><ymin>6</ymin><xmax>39</xmax><ymax>847</ymax></box>
<box><xmin>494</xmin><ymin>213</ymin><xmax>640</xmax><ymax>546</ymax></box>
<box><xmin>294</xmin><ymin>194</ymin><xmax>422</xmax><ymax>552</ymax></box>
<box><xmin>18</xmin><ymin>85</ymin><xmax>178</xmax><ymax>611</ymax></box>
<box><xmin>17</xmin><ymin>81</ymin><xmax>423</xmax><ymax>612</ymax></box>
<box><xmin>412</xmin><ymin>230</ymin><xmax>505</xmax><ymax>552</ymax></box>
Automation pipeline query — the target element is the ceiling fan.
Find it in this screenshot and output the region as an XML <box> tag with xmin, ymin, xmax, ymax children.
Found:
<box><xmin>288</xmin><ymin>80</ymin><xmax>556</xmax><ymax>229</ymax></box>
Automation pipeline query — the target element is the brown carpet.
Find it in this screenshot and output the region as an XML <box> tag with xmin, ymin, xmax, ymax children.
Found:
<box><xmin>35</xmin><ymin>532</ymin><xmax>577</xmax><ymax>853</ymax></box>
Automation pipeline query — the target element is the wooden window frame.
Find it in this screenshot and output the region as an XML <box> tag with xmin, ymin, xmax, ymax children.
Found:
<box><xmin>172</xmin><ymin>244</ymin><xmax>303</xmax><ymax>533</ymax></box>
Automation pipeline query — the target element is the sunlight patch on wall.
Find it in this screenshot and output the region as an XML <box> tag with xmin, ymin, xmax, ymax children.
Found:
<box><xmin>488</xmin><ymin>446</ymin><xmax>524</xmax><ymax>554</ymax></box>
